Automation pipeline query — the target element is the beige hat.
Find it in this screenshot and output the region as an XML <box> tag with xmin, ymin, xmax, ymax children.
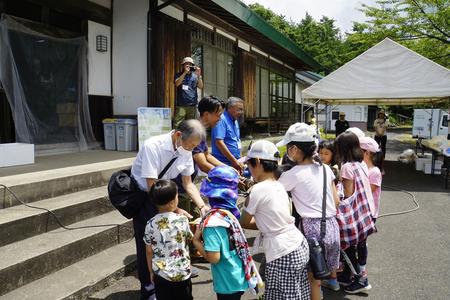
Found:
<box><xmin>339</xmin><ymin>112</ymin><xmax>345</xmax><ymax>116</ymax></box>
<box><xmin>181</xmin><ymin>57</ymin><xmax>194</xmax><ymax>65</ymax></box>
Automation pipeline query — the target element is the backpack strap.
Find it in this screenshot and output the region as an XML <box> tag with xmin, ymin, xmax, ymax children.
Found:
<box><xmin>158</xmin><ymin>156</ymin><xmax>178</xmax><ymax>179</ymax></box>
<box><xmin>320</xmin><ymin>165</ymin><xmax>327</xmax><ymax>239</ymax></box>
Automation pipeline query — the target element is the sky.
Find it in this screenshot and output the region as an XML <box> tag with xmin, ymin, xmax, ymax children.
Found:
<box><xmin>242</xmin><ymin>0</ymin><xmax>377</xmax><ymax>33</ymax></box>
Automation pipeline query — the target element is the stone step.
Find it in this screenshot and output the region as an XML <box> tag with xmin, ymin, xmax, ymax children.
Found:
<box><xmin>0</xmin><ymin>157</ymin><xmax>134</xmax><ymax>208</ymax></box>
<box><xmin>1</xmin><ymin>241</ymin><xmax>136</xmax><ymax>300</ymax></box>
<box><xmin>0</xmin><ymin>210</ymin><xmax>134</xmax><ymax>295</ymax></box>
<box><xmin>0</xmin><ymin>186</ymin><xmax>113</xmax><ymax>247</ymax></box>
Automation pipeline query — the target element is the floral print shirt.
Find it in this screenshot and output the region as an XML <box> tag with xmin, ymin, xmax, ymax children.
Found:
<box><xmin>144</xmin><ymin>212</ymin><xmax>193</xmax><ymax>281</ymax></box>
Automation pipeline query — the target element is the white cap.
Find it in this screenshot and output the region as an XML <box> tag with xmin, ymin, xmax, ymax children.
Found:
<box><xmin>181</xmin><ymin>57</ymin><xmax>194</xmax><ymax>65</ymax></box>
<box><xmin>359</xmin><ymin>136</ymin><xmax>380</xmax><ymax>153</ymax></box>
<box><xmin>245</xmin><ymin>140</ymin><xmax>280</xmax><ymax>162</ymax></box>
<box><xmin>276</xmin><ymin>122</ymin><xmax>318</xmax><ymax>147</ymax></box>
<box><xmin>346</xmin><ymin>127</ymin><xmax>365</xmax><ymax>138</ymax></box>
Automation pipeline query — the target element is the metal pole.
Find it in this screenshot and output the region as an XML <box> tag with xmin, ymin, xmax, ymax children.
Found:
<box><xmin>300</xmin><ymin>92</ymin><xmax>304</xmax><ymax>123</ymax></box>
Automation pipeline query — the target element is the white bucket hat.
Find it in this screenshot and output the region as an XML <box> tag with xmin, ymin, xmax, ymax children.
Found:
<box><xmin>276</xmin><ymin>123</ymin><xmax>318</xmax><ymax>147</ymax></box>
<box><xmin>244</xmin><ymin>140</ymin><xmax>280</xmax><ymax>162</ymax></box>
<box><xmin>181</xmin><ymin>57</ymin><xmax>195</xmax><ymax>65</ymax></box>
<box><xmin>346</xmin><ymin>127</ymin><xmax>365</xmax><ymax>138</ymax></box>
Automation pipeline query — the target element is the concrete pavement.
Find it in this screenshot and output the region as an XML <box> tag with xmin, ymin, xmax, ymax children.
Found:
<box><xmin>90</xmin><ymin>135</ymin><xmax>450</xmax><ymax>300</ymax></box>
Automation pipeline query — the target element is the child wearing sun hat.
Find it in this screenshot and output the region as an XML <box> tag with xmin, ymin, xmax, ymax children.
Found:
<box><xmin>192</xmin><ymin>166</ymin><xmax>262</xmax><ymax>299</ymax></box>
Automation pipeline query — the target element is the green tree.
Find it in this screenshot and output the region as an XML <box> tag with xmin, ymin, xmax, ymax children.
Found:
<box><xmin>344</xmin><ymin>0</ymin><xmax>450</xmax><ymax>67</ymax></box>
<box><xmin>249</xmin><ymin>3</ymin><xmax>345</xmax><ymax>72</ymax></box>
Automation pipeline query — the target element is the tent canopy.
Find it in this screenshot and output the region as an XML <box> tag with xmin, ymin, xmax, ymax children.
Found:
<box><xmin>302</xmin><ymin>38</ymin><xmax>450</xmax><ymax>105</ymax></box>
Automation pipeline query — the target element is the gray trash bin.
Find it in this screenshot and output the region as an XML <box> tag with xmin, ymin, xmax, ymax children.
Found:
<box><xmin>116</xmin><ymin>119</ymin><xmax>137</xmax><ymax>151</ymax></box>
<box><xmin>102</xmin><ymin>118</ymin><xmax>117</xmax><ymax>150</ymax></box>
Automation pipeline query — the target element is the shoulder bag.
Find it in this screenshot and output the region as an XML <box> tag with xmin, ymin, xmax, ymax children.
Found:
<box><xmin>302</xmin><ymin>165</ymin><xmax>331</xmax><ymax>280</ymax></box>
<box><xmin>108</xmin><ymin>156</ymin><xmax>178</xmax><ymax>219</ymax></box>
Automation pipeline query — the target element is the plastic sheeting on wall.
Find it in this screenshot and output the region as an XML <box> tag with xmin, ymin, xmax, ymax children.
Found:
<box><xmin>0</xmin><ymin>15</ymin><xmax>97</xmax><ymax>152</ymax></box>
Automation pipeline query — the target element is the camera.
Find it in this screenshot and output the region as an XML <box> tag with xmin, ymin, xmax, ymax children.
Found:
<box><xmin>189</xmin><ymin>66</ymin><xmax>197</xmax><ymax>72</ymax></box>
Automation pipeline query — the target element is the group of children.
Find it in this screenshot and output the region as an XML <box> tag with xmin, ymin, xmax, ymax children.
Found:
<box><xmin>142</xmin><ymin>122</ymin><xmax>384</xmax><ymax>300</ymax></box>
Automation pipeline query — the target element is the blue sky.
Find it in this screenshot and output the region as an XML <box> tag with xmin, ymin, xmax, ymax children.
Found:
<box><xmin>242</xmin><ymin>0</ymin><xmax>377</xmax><ymax>33</ymax></box>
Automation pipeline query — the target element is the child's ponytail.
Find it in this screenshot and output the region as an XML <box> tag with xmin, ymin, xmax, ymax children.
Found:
<box><xmin>372</xmin><ymin>151</ymin><xmax>384</xmax><ymax>171</ymax></box>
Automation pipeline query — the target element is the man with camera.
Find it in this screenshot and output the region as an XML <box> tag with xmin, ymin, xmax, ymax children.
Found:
<box><xmin>174</xmin><ymin>57</ymin><xmax>204</xmax><ymax>127</ymax></box>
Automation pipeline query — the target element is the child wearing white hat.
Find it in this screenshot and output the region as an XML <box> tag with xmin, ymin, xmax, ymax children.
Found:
<box><xmin>276</xmin><ymin>123</ymin><xmax>341</xmax><ymax>300</ymax></box>
<box><xmin>240</xmin><ymin>140</ymin><xmax>311</xmax><ymax>300</ymax></box>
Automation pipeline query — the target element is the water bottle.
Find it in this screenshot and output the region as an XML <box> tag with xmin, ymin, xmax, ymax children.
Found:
<box><xmin>308</xmin><ymin>238</ymin><xmax>330</xmax><ymax>279</ymax></box>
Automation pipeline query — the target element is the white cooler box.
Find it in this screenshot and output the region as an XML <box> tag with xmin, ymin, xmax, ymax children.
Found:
<box><xmin>415</xmin><ymin>153</ymin><xmax>432</xmax><ymax>171</ymax></box>
<box><xmin>424</xmin><ymin>160</ymin><xmax>444</xmax><ymax>175</ymax></box>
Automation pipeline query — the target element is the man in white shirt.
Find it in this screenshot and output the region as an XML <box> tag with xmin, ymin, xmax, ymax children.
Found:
<box><xmin>131</xmin><ymin>119</ymin><xmax>209</xmax><ymax>300</ymax></box>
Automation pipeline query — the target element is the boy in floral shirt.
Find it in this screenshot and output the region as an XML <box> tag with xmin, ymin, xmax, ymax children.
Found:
<box><xmin>144</xmin><ymin>180</ymin><xmax>194</xmax><ymax>300</ymax></box>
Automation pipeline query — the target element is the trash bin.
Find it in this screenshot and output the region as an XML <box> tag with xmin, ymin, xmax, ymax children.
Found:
<box><xmin>116</xmin><ymin>119</ymin><xmax>137</xmax><ymax>151</ymax></box>
<box><xmin>102</xmin><ymin>118</ymin><xmax>117</xmax><ymax>150</ymax></box>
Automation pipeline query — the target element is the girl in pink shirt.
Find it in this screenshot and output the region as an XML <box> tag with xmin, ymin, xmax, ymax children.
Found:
<box><xmin>359</xmin><ymin>137</ymin><xmax>384</xmax><ymax>220</ymax></box>
<box><xmin>334</xmin><ymin>132</ymin><xmax>375</xmax><ymax>294</ymax></box>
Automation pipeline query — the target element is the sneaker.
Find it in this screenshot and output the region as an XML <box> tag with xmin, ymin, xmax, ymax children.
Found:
<box><xmin>337</xmin><ymin>272</ymin><xmax>352</xmax><ymax>287</ymax></box>
<box><xmin>191</xmin><ymin>266</ymin><xmax>200</xmax><ymax>278</ymax></box>
<box><xmin>322</xmin><ymin>279</ymin><xmax>340</xmax><ymax>291</ymax></box>
<box><xmin>344</xmin><ymin>277</ymin><xmax>372</xmax><ymax>294</ymax></box>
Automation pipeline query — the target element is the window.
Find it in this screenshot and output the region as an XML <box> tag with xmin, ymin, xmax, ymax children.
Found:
<box><xmin>191</xmin><ymin>23</ymin><xmax>236</xmax><ymax>102</ymax></box>
<box><xmin>442</xmin><ymin>115</ymin><xmax>448</xmax><ymax>127</ymax></box>
<box><xmin>191</xmin><ymin>43</ymin><xmax>203</xmax><ymax>69</ymax></box>
<box><xmin>196</xmin><ymin>44</ymin><xmax>234</xmax><ymax>101</ymax></box>
<box><xmin>269</xmin><ymin>72</ymin><xmax>294</xmax><ymax>118</ymax></box>
<box><xmin>332</xmin><ymin>111</ymin><xmax>340</xmax><ymax>120</ymax></box>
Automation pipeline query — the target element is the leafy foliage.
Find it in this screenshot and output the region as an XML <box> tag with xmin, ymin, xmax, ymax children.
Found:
<box><xmin>249</xmin><ymin>0</ymin><xmax>450</xmax><ymax>69</ymax></box>
<box><xmin>344</xmin><ymin>0</ymin><xmax>450</xmax><ymax>68</ymax></box>
<box><xmin>249</xmin><ymin>3</ymin><xmax>345</xmax><ymax>73</ymax></box>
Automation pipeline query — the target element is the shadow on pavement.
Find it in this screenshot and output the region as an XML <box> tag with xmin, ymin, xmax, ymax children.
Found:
<box><xmin>324</xmin><ymin>289</ymin><xmax>370</xmax><ymax>299</ymax></box>
<box><xmin>94</xmin><ymin>290</ymin><xmax>140</xmax><ymax>300</ymax></box>
<box><xmin>383</xmin><ymin>160</ymin><xmax>449</xmax><ymax>193</ymax></box>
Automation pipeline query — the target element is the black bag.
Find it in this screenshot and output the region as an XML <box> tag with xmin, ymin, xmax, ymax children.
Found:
<box><xmin>108</xmin><ymin>168</ymin><xmax>144</xmax><ymax>219</ymax></box>
<box><xmin>302</xmin><ymin>165</ymin><xmax>331</xmax><ymax>280</ymax></box>
<box><xmin>108</xmin><ymin>156</ymin><xmax>178</xmax><ymax>219</ymax></box>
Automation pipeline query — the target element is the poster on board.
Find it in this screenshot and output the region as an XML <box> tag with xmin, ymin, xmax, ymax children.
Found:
<box><xmin>137</xmin><ymin>107</ymin><xmax>172</xmax><ymax>149</ymax></box>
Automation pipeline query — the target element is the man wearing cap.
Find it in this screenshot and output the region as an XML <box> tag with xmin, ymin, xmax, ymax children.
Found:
<box><xmin>373</xmin><ymin>110</ymin><xmax>388</xmax><ymax>158</ymax></box>
<box><xmin>335</xmin><ymin>112</ymin><xmax>350</xmax><ymax>137</ymax></box>
<box><xmin>174</xmin><ymin>57</ymin><xmax>204</xmax><ymax>127</ymax></box>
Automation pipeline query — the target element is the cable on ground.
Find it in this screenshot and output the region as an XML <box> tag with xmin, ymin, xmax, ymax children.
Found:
<box><xmin>0</xmin><ymin>184</ymin><xmax>134</xmax><ymax>243</ymax></box>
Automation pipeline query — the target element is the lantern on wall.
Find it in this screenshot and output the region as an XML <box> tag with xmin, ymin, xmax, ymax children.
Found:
<box><xmin>96</xmin><ymin>35</ymin><xmax>107</xmax><ymax>52</ymax></box>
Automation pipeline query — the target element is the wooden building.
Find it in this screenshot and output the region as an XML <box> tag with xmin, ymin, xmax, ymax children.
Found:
<box><xmin>0</xmin><ymin>0</ymin><xmax>321</xmax><ymax>153</ymax></box>
<box><xmin>149</xmin><ymin>0</ymin><xmax>322</xmax><ymax>131</ymax></box>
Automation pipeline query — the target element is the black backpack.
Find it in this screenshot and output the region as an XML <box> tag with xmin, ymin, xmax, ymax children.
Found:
<box><xmin>108</xmin><ymin>157</ymin><xmax>178</xmax><ymax>219</ymax></box>
<box><xmin>108</xmin><ymin>168</ymin><xmax>145</xmax><ymax>219</ymax></box>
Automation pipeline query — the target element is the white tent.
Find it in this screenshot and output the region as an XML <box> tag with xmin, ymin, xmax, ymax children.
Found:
<box><xmin>302</xmin><ymin>38</ymin><xmax>450</xmax><ymax>105</ymax></box>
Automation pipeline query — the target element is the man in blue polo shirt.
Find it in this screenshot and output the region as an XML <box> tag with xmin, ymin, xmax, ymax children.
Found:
<box><xmin>174</xmin><ymin>57</ymin><xmax>204</xmax><ymax>127</ymax></box>
<box><xmin>212</xmin><ymin>97</ymin><xmax>245</xmax><ymax>173</ymax></box>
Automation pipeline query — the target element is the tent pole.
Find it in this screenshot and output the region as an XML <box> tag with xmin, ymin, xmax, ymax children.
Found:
<box><xmin>315</xmin><ymin>101</ymin><xmax>319</xmax><ymax>135</ymax></box>
<box><xmin>300</xmin><ymin>94</ymin><xmax>304</xmax><ymax>122</ymax></box>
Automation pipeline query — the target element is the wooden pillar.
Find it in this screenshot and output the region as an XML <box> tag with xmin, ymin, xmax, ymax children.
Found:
<box><xmin>237</xmin><ymin>50</ymin><xmax>256</xmax><ymax>119</ymax></box>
